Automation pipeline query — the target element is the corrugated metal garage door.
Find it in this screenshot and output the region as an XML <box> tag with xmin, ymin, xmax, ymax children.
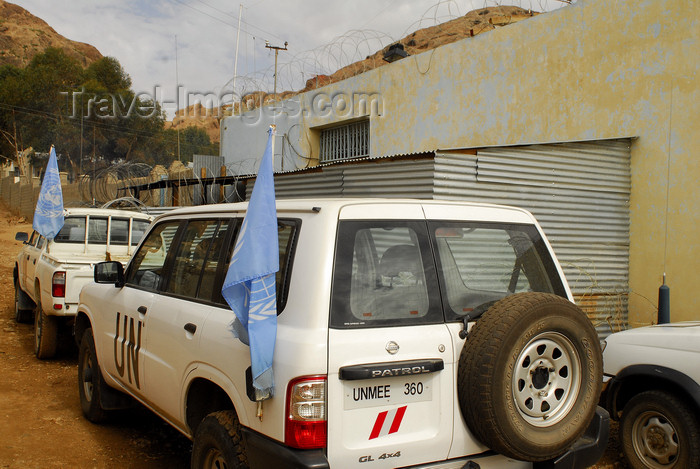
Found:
<box><xmin>434</xmin><ymin>139</ymin><xmax>631</xmax><ymax>336</ymax></box>
<box><xmin>252</xmin><ymin>139</ymin><xmax>631</xmax><ymax>336</ymax></box>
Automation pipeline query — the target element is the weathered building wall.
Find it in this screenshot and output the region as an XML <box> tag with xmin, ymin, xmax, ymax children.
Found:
<box><xmin>223</xmin><ymin>0</ymin><xmax>698</xmax><ymax>325</ymax></box>
<box><xmin>220</xmin><ymin>99</ymin><xmax>311</xmax><ymax>174</ymax></box>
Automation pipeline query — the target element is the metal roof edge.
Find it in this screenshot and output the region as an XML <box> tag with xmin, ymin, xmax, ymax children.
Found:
<box><xmin>242</xmin><ymin>136</ymin><xmax>639</xmax><ymax>180</ymax></box>
<box><xmin>435</xmin><ymin>135</ymin><xmax>639</xmax><ymax>153</ymax></box>
<box><xmin>238</xmin><ymin>150</ymin><xmax>437</xmax><ymax>180</ymax></box>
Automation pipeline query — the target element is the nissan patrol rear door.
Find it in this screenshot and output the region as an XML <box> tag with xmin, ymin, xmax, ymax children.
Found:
<box><xmin>326</xmin><ymin>203</ymin><xmax>454</xmax><ymax>468</ymax></box>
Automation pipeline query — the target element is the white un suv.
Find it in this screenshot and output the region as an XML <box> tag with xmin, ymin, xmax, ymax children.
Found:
<box><xmin>74</xmin><ymin>199</ymin><xmax>608</xmax><ymax>469</ymax></box>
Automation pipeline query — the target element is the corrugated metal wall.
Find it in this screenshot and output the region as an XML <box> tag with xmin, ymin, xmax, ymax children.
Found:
<box><xmin>252</xmin><ymin>139</ymin><xmax>631</xmax><ymax>336</ymax></box>
<box><xmin>341</xmin><ymin>160</ymin><xmax>435</xmax><ymax>198</ymax></box>
<box><xmin>434</xmin><ymin>139</ymin><xmax>631</xmax><ymax>336</ymax></box>
<box><xmin>252</xmin><ymin>160</ymin><xmax>435</xmax><ymax>200</ymax></box>
<box><xmin>257</xmin><ymin>167</ymin><xmax>345</xmax><ymax>199</ymax></box>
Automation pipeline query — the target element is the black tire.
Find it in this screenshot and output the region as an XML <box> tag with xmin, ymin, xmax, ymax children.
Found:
<box><xmin>620</xmin><ymin>390</ymin><xmax>700</xmax><ymax>469</ymax></box>
<box><xmin>14</xmin><ymin>279</ymin><xmax>33</xmax><ymax>324</ymax></box>
<box><xmin>78</xmin><ymin>328</ymin><xmax>108</xmax><ymax>423</ymax></box>
<box><xmin>191</xmin><ymin>411</ymin><xmax>248</xmax><ymax>469</ymax></box>
<box><xmin>457</xmin><ymin>292</ymin><xmax>603</xmax><ymax>462</ymax></box>
<box><xmin>34</xmin><ymin>301</ymin><xmax>58</xmax><ymax>359</ymax></box>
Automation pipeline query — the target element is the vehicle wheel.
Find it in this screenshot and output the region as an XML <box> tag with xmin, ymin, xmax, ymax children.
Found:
<box><xmin>620</xmin><ymin>390</ymin><xmax>700</xmax><ymax>469</ymax></box>
<box><xmin>78</xmin><ymin>328</ymin><xmax>108</xmax><ymax>423</ymax></box>
<box><xmin>34</xmin><ymin>302</ymin><xmax>58</xmax><ymax>359</ymax></box>
<box><xmin>191</xmin><ymin>411</ymin><xmax>248</xmax><ymax>469</ymax></box>
<box><xmin>457</xmin><ymin>292</ymin><xmax>603</xmax><ymax>462</ymax></box>
<box><xmin>14</xmin><ymin>279</ymin><xmax>33</xmax><ymax>324</ymax></box>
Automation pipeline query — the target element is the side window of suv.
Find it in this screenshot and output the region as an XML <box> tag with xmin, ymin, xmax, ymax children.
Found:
<box><xmin>211</xmin><ymin>219</ymin><xmax>299</xmax><ymax>310</ymax></box>
<box><xmin>123</xmin><ymin>217</ymin><xmax>299</xmax><ymax>306</ymax></box>
<box><xmin>330</xmin><ymin>220</ymin><xmax>442</xmax><ymax>328</ymax></box>
<box><xmin>165</xmin><ymin>219</ymin><xmax>231</xmax><ymax>301</ymax></box>
<box><xmin>125</xmin><ymin>221</ymin><xmax>181</xmax><ymax>291</ymax></box>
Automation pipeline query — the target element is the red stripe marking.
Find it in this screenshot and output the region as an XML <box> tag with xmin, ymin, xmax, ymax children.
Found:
<box><xmin>389</xmin><ymin>406</ymin><xmax>407</xmax><ymax>434</ymax></box>
<box><xmin>369</xmin><ymin>411</ymin><xmax>388</xmax><ymax>440</ymax></box>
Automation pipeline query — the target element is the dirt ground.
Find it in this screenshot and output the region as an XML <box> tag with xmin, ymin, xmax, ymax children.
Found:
<box><xmin>0</xmin><ymin>203</ymin><xmax>627</xmax><ymax>468</ymax></box>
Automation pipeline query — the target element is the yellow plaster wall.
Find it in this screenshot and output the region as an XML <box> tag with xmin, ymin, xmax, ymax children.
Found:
<box><xmin>297</xmin><ymin>0</ymin><xmax>698</xmax><ymax>325</ymax></box>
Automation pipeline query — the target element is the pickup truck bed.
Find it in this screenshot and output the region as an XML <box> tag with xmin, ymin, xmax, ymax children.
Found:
<box><xmin>14</xmin><ymin>207</ymin><xmax>152</xmax><ymax>359</ymax></box>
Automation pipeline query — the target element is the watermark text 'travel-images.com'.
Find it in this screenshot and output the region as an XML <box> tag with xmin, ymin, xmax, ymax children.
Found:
<box><xmin>60</xmin><ymin>86</ymin><xmax>383</xmax><ymax>122</ymax></box>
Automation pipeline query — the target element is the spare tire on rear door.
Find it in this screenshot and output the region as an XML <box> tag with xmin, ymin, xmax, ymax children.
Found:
<box><xmin>457</xmin><ymin>292</ymin><xmax>602</xmax><ymax>462</ymax></box>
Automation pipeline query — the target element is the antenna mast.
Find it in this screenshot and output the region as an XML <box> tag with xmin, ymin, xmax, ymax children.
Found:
<box><xmin>175</xmin><ymin>35</ymin><xmax>181</xmax><ymax>161</ymax></box>
<box><xmin>232</xmin><ymin>4</ymin><xmax>243</xmax><ymax>114</ymax></box>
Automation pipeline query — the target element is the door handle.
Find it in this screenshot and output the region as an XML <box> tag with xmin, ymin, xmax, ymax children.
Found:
<box><xmin>137</xmin><ymin>306</ymin><xmax>148</xmax><ymax>315</ymax></box>
<box><xmin>184</xmin><ymin>323</ymin><xmax>197</xmax><ymax>334</ymax></box>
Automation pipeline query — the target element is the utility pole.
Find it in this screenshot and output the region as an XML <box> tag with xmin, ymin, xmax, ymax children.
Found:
<box><xmin>265</xmin><ymin>41</ymin><xmax>288</xmax><ymax>100</ymax></box>
<box><xmin>92</xmin><ymin>125</ymin><xmax>96</xmax><ymax>205</ymax></box>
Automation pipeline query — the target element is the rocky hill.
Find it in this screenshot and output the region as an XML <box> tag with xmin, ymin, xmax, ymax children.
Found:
<box><xmin>0</xmin><ymin>0</ymin><xmax>102</xmax><ymax>68</ymax></box>
<box><xmin>299</xmin><ymin>5</ymin><xmax>537</xmax><ymax>93</ymax></box>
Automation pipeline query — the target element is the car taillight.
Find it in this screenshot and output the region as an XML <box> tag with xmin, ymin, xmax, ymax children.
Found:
<box><xmin>52</xmin><ymin>271</ymin><xmax>66</xmax><ymax>297</ymax></box>
<box><xmin>285</xmin><ymin>375</ymin><xmax>327</xmax><ymax>449</ymax></box>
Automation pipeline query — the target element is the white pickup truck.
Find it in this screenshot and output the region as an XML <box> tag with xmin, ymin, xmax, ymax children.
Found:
<box><xmin>75</xmin><ymin>199</ymin><xmax>608</xmax><ymax>469</ymax></box>
<box><xmin>14</xmin><ymin>207</ymin><xmax>152</xmax><ymax>359</ymax></box>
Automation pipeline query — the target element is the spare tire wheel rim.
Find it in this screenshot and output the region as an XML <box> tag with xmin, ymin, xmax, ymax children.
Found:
<box><xmin>513</xmin><ymin>331</ymin><xmax>581</xmax><ymax>427</ymax></box>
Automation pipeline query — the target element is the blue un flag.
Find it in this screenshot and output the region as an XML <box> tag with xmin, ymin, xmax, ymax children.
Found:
<box><xmin>33</xmin><ymin>146</ymin><xmax>64</xmax><ymax>240</ymax></box>
<box><xmin>222</xmin><ymin>127</ymin><xmax>278</xmax><ymax>401</ymax></box>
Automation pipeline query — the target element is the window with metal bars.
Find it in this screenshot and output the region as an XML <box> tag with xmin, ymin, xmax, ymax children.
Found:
<box><xmin>319</xmin><ymin>119</ymin><xmax>369</xmax><ymax>163</ymax></box>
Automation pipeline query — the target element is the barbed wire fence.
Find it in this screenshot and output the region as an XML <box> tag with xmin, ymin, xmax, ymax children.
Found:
<box><xmin>223</xmin><ymin>0</ymin><xmax>576</xmax><ymax>100</ymax></box>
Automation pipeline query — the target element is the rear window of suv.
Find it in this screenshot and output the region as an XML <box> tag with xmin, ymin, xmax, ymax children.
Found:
<box><xmin>330</xmin><ymin>220</ymin><xmax>566</xmax><ymax>329</ymax></box>
<box><xmin>429</xmin><ymin>221</ymin><xmax>566</xmax><ymax>321</ymax></box>
<box><xmin>330</xmin><ymin>220</ymin><xmax>443</xmax><ymax>328</ymax></box>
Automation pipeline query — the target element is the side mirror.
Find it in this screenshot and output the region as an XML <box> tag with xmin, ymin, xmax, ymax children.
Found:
<box><xmin>94</xmin><ymin>261</ymin><xmax>125</xmax><ymax>287</ymax></box>
<box><xmin>15</xmin><ymin>232</ymin><xmax>28</xmax><ymax>243</ymax></box>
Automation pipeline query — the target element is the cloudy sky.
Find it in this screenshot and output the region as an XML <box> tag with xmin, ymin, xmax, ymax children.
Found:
<box><xmin>13</xmin><ymin>0</ymin><xmax>568</xmax><ymax>117</ymax></box>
